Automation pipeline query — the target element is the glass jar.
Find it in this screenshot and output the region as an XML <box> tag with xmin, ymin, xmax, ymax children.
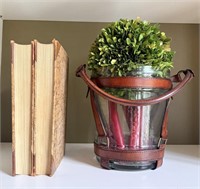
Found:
<box><xmin>93</xmin><ymin>66</ymin><xmax>170</xmax><ymax>170</ymax></box>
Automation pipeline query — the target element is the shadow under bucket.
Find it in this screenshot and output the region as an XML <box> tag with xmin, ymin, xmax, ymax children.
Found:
<box><xmin>76</xmin><ymin>64</ymin><xmax>194</xmax><ymax>171</ymax></box>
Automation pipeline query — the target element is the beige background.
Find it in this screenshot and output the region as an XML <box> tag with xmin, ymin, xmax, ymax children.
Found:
<box><xmin>1</xmin><ymin>20</ymin><xmax>199</xmax><ymax>144</ymax></box>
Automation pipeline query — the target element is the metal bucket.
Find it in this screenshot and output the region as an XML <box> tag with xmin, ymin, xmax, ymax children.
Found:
<box><xmin>76</xmin><ymin>64</ymin><xmax>194</xmax><ymax>170</ymax></box>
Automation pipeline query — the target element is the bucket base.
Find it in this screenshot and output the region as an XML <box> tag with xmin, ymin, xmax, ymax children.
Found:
<box><xmin>97</xmin><ymin>156</ymin><xmax>156</xmax><ymax>171</ymax></box>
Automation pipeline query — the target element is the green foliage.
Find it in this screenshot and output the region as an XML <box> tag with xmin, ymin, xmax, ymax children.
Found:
<box><xmin>88</xmin><ymin>18</ymin><xmax>175</xmax><ymax>78</ymax></box>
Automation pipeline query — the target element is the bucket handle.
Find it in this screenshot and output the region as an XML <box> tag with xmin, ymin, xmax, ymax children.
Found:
<box><xmin>76</xmin><ymin>64</ymin><xmax>194</xmax><ymax>106</ymax></box>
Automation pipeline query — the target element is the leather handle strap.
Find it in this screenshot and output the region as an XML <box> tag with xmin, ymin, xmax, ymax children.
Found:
<box><xmin>94</xmin><ymin>143</ymin><xmax>165</xmax><ymax>162</ymax></box>
<box><xmin>76</xmin><ymin>64</ymin><xmax>194</xmax><ymax>106</ymax></box>
<box><xmin>92</xmin><ymin>76</ymin><xmax>172</xmax><ymax>89</ymax></box>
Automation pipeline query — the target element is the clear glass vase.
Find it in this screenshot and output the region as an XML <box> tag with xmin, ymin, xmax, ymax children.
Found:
<box><xmin>93</xmin><ymin>66</ymin><xmax>170</xmax><ymax>170</ymax></box>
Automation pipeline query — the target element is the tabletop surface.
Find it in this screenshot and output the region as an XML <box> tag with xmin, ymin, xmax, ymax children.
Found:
<box><xmin>0</xmin><ymin>143</ymin><xmax>199</xmax><ymax>189</ymax></box>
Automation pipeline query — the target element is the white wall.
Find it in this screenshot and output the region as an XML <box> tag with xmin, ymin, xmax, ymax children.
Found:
<box><xmin>2</xmin><ymin>0</ymin><xmax>200</xmax><ymax>23</ymax></box>
<box><xmin>0</xmin><ymin>17</ymin><xmax>2</xmax><ymax>64</ymax></box>
<box><xmin>199</xmin><ymin>24</ymin><xmax>200</xmax><ymax>144</ymax></box>
<box><xmin>0</xmin><ymin>0</ymin><xmax>2</xmax><ymax>141</ymax></box>
<box><xmin>0</xmin><ymin>16</ymin><xmax>2</xmax><ymax>142</ymax></box>
<box><xmin>0</xmin><ymin>0</ymin><xmax>2</xmax><ymax>74</ymax></box>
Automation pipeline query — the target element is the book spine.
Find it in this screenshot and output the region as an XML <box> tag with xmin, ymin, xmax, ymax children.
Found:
<box><xmin>11</xmin><ymin>41</ymin><xmax>16</xmax><ymax>176</ymax></box>
<box><xmin>49</xmin><ymin>40</ymin><xmax>56</xmax><ymax>176</ymax></box>
<box><xmin>31</xmin><ymin>41</ymin><xmax>36</xmax><ymax>176</ymax></box>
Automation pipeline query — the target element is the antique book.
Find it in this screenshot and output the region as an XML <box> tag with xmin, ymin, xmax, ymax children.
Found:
<box><xmin>11</xmin><ymin>39</ymin><xmax>68</xmax><ymax>176</ymax></box>
<box><xmin>11</xmin><ymin>41</ymin><xmax>33</xmax><ymax>175</ymax></box>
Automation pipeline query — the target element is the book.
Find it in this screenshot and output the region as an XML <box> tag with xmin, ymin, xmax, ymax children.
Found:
<box><xmin>11</xmin><ymin>41</ymin><xmax>33</xmax><ymax>175</ymax></box>
<box><xmin>11</xmin><ymin>39</ymin><xmax>68</xmax><ymax>176</ymax></box>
